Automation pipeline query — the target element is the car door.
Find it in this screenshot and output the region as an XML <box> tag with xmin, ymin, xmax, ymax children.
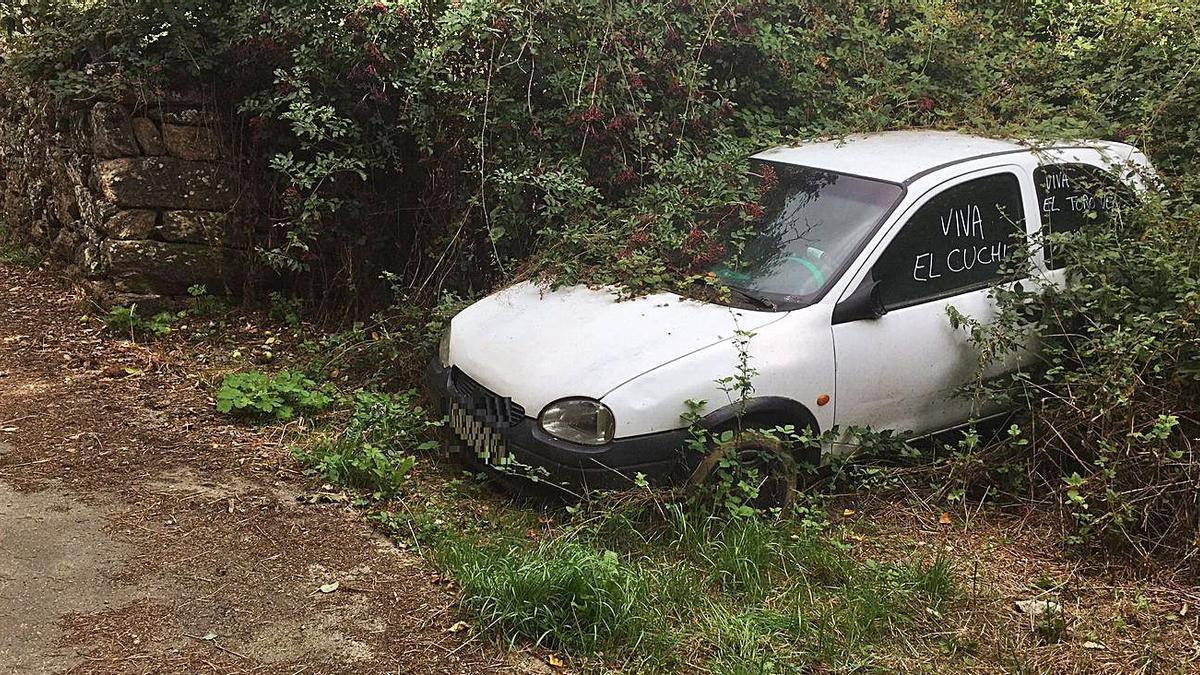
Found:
<box><xmin>831</xmin><ymin>167</ymin><xmax>1030</xmax><ymax>437</ymax></box>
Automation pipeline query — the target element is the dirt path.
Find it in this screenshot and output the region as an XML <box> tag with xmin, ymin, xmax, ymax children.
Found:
<box><xmin>0</xmin><ymin>263</ymin><xmax>521</xmax><ymax>674</ymax></box>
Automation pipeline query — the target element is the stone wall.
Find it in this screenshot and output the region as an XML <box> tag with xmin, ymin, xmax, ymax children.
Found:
<box><xmin>0</xmin><ymin>93</ymin><xmax>246</xmax><ymax>310</ymax></box>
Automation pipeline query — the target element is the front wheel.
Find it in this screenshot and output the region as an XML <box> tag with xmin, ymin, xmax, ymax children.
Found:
<box><xmin>686</xmin><ymin>430</ymin><xmax>799</xmax><ymax>512</ymax></box>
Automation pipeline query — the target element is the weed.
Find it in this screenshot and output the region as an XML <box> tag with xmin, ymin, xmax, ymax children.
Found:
<box><xmin>421</xmin><ymin>485</ymin><xmax>955</xmax><ymax>670</ymax></box>
<box><xmin>0</xmin><ymin>225</ymin><xmax>39</xmax><ymax>267</ymax></box>
<box><xmin>436</xmin><ymin>539</ymin><xmax>664</xmax><ymax>656</ymax></box>
<box><xmin>298</xmin><ymin>437</ymin><xmax>415</xmax><ymax>499</ymax></box>
<box><xmin>268</xmin><ymin>291</ymin><xmax>302</xmax><ymax>330</ymax></box>
<box><xmin>185</xmin><ymin>284</ymin><xmax>229</xmax><ymax>318</ymax></box>
<box><xmin>214</xmin><ymin>369</ymin><xmax>332</xmax><ymax>421</ymax></box>
<box><xmin>101</xmin><ymin>305</ymin><xmax>176</xmax><ymax>339</ymax></box>
<box><xmin>295</xmin><ymin>389</ymin><xmax>440</xmax><ymax>500</ymax></box>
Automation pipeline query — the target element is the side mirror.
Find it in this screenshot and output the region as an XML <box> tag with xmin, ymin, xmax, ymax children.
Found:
<box><xmin>832</xmin><ymin>275</ymin><xmax>887</xmax><ymax>324</ymax></box>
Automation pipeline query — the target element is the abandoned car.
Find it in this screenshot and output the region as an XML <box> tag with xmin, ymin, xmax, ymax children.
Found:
<box><xmin>429</xmin><ymin>130</ymin><xmax>1153</xmax><ymax>495</ymax></box>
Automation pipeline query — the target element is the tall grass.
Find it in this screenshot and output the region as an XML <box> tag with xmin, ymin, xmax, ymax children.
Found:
<box><xmin>428</xmin><ymin>495</ymin><xmax>955</xmax><ymax>671</ymax></box>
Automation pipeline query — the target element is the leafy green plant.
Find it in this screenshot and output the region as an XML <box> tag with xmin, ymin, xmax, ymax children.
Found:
<box><xmin>181</xmin><ymin>284</ymin><xmax>229</xmax><ymax>318</ymax></box>
<box><xmin>268</xmin><ymin>291</ymin><xmax>303</xmax><ymax>330</ymax></box>
<box><xmin>214</xmin><ymin>369</ymin><xmax>333</xmax><ymax>421</ymax></box>
<box><xmin>101</xmin><ymin>305</ymin><xmax>177</xmax><ymax>339</ymax></box>
<box><xmin>295</xmin><ymin>388</ymin><xmax>439</xmax><ymax>499</ymax></box>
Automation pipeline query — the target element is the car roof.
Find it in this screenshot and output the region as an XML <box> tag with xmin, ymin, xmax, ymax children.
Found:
<box><xmin>751</xmin><ymin>130</ymin><xmax>1136</xmax><ymax>184</ymax></box>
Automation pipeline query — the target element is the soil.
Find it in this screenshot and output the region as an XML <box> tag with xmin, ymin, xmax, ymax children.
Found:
<box><xmin>0</xmin><ymin>262</ymin><xmax>534</xmax><ymax>674</ymax></box>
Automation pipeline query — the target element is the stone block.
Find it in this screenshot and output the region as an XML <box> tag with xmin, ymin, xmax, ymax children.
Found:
<box><xmin>104</xmin><ymin>209</ymin><xmax>157</xmax><ymax>239</ymax></box>
<box><xmin>162</xmin><ymin>109</ymin><xmax>216</xmax><ymax>126</ymax></box>
<box><xmin>132</xmin><ymin>117</ymin><xmax>166</xmax><ymax>156</ymax></box>
<box><xmin>102</xmin><ymin>239</ymin><xmax>243</xmax><ymax>295</ymax></box>
<box><xmin>51</xmin><ymin>227</ymin><xmax>79</xmax><ymax>261</ymax></box>
<box><xmin>94</xmin><ymin>158</ymin><xmax>237</xmax><ymax>211</ymax></box>
<box><xmin>89</xmin><ymin>103</ymin><xmax>139</xmax><ymax>158</ymax></box>
<box><xmin>161</xmin><ymin>124</ymin><xmax>221</xmax><ymax>161</ymax></box>
<box><xmin>158</xmin><ymin>210</ymin><xmax>227</xmax><ymax>245</ymax></box>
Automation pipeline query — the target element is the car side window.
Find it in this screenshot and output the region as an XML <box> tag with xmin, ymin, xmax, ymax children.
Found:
<box><xmin>1034</xmin><ymin>163</ymin><xmax>1135</xmax><ymax>270</ymax></box>
<box><xmin>872</xmin><ymin>172</ymin><xmax>1025</xmax><ymax>310</ymax></box>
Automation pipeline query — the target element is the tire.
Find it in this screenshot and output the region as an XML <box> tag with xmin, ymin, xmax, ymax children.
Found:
<box><xmin>687</xmin><ymin>429</ymin><xmax>798</xmax><ymax>512</ymax></box>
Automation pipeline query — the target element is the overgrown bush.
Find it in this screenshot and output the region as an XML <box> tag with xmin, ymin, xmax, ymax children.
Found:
<box><xmin>962</xmin><ymin>199</ymin><xmax>1200</xmax><ymax>563</ymax></box>
<box><xmin>7</xmin><ymin>0</ymin><xmax>1200</xmax><ymax>567</ymax></box>
<box><xmin>4</xmin><ymin>0</ymin><xmax>1197</xmax><ymax>308</ymax></box>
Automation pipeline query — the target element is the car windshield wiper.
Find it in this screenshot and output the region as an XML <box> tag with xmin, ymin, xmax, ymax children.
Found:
<box><xmin>727</xmin><ymin>286</ymin><xmax>777</xmax><ymax>311</ymax></box>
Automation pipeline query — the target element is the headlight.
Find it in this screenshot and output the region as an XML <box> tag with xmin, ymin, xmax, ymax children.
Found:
<box><xmin>539</xmin><ymin>398</ymin><xmax>615</xmax><ymax>446</ymax></box>
<box><xmin>438</xmin><ymin>326</ymin><xmax>452</xmax><ymax>366</ymax></box>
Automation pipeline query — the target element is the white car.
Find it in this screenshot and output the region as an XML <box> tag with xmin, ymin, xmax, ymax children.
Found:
<box><xmin>428</xmin><ymin>131</ymin><xmax>1152</xmax><ymax>494</ymax></box>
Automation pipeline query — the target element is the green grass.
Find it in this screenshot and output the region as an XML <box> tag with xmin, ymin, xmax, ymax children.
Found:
<box><xmin>409</xmin><ymin>491</ymin><xmax>956</xmax><ymax>672</ymax></box>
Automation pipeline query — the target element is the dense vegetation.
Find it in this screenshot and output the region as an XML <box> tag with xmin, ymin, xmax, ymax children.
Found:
<box><xmin>3</xmin><ymin>0</ymin><xmax>1200</xmax><ymax>668</ymax></box>
<box><xmin>4</xmin><ymin>0</ymin><xmax>1198</xmax><ymax>304</ymax></box>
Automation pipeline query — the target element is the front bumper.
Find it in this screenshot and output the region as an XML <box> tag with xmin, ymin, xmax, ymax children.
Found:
<box><xmin>425</xmin><ymin>360</ymin><xmax>692</xmax><ymax>496</ymax></box>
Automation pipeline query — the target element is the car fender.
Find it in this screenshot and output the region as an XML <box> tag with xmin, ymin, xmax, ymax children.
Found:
<box><xmin>697</xmin><ymin>396</ymin><xmax>820</xmax><ymax>435</ymax></box>
<box><xmin>601</xmin><ymin>307</ymin><xmax>836</xmax><ymax>438</ymax></box>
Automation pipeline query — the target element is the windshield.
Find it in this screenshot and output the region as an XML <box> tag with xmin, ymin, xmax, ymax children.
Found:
<box><xmin>712</xmin><ymin>161</ymin><xmax>904</xmax><ymax>308</ymax></box>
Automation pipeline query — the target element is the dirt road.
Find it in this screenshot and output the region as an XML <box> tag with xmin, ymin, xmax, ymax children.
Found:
<box><xmin>0</xmin><ymin>262</ymin><xmax>518</xmax><ymax>674</ymax></box>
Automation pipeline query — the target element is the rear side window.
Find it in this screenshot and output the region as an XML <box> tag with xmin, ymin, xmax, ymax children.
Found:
<box><xmin>874</xmin><ymin>172</ymin><xmax>1025</xmax><ymax>310</ymax></box>
<box><xmin>1034</xmin><ymin>163</ymin><xmax>1135</xmax><ymax>270</ymax></box>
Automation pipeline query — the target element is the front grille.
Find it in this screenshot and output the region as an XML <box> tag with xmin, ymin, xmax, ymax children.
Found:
<box><xmin>449</xmin><ymin>367</ymin><xmax>526</xmax><ymax>427</ymax></box>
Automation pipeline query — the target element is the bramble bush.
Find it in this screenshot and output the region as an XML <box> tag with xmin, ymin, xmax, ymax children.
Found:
<box><xmin>5</xmin><ymin>0</ymin><xmax>1198</xmax><ymax>307</ymax></box>
<box><xmin>956</xmin><ymin>196</ymin><xmax>1200</xmax><ymax>564</ymax></box>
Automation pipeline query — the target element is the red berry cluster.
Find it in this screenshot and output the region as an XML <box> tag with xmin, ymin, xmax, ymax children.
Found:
<box><xmin>581</xmin><ymin>104</ymin><xmax>604</xmax><ymax>123</ymax></box>
<box><xmin>757</xmin><ymin>164</ymin><xmax>778</xmax><ymax>196</ymax></box>
<box><xmin>614</xmin><ymin>166</ymin><xmax>640</xmax><ymax>185</ymax></box>
<box><xmin>247</xmin><ymin>115</ymin><xmax>268</xmax><ymax>145</ymax></box>
<box><xmin>664</xmin><ymin>27</ymin><xmax>683</xmax><ymax>51</ymax></box>
<box><xmin>681</xmin><ymin>227</ymin><xmax>728</xmax><ymax>270</ymax></box>
<box><xmin>234</xmin><ymin>36</ymin><xmax>288</xmax><ymax>65</ymax></box>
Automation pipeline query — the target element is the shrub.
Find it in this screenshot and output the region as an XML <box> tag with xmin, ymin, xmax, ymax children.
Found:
<box><xmin>961</xmin><ymin>199</ymin><xmax>1200</xmax><ymax>562</ymax></box>
<box><xmin>6</xmin><ymin>0</ymin><xmax>1198</xmax><ymax>306</ymax></box>
<box><xmin>214</xmin><ymin>369</ymin><xmax>333</xmax><ymax>421</ymax></box>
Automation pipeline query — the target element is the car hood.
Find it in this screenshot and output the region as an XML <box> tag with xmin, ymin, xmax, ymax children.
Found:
<box><xmin>447</xmin><ymin>281</ymin><xmax>784</xmax><ymax>414</ymax></box>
